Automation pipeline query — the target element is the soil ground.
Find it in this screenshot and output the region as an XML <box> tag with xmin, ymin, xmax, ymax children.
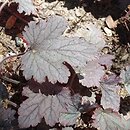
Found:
<box><xmin>0</xmin><ymin>0</ymin><xmax>130</xmax><ymax>130</ymax></box>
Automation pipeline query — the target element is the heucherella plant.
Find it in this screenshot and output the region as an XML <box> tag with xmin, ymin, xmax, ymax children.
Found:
<box><xmin>0</xmin><ymin>0</ymin><xmax>130</xmax><ymax>130</ymax></box>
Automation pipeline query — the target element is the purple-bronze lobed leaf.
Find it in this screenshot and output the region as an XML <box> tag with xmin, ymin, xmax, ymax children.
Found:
<box><xmin>18</xmin><ymin>87</ymin><xmax>81</xmax><ymax>128</ymax></box>
<box><xmin>92</xmin><ymin>108</ymin><xmax>128</xmax><ymax>130</ymax></box>
<box><xmin>21</xmin><ymin>15</ymin><xmax>99</xmax><ymax>83</ymax></box>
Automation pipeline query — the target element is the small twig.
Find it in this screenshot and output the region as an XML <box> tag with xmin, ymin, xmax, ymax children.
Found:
<box><xmin>68</xmin><ymin>12</ymin><xmax>87</xmax><ymax>32</ymax></box>
<box><xmin>0</xmin><ymin>0</ymin><xmax>8</xmax><ymax>13</ymax></box>
<box><xmin>48</xmin><ymin>1</ymin><xmax>60</xmax><ymax>10</ymax></box>
<box><xmin>42</xmin><ymin>0</ymin><xmax>60</xmax><ymax>18</ymax></box>
<box><xmin>1</xmin><ymin>76</ymin><xmax>20</xmax><ymax>84</ymax></box>
<box><xmin>124</xmin><ymin>21</ymin><xmax>130</xmax><ymax>31</ymax></box>
<box><xmin>0</xmin><ymin>27</ymin><xmax>3</xmax><ymax>32</ymax></box>
<box><xmin>0</xmin><ymin>40</ymin><xmax>17</xmax><ymax>54</ymax></box>
<box><xmin>5</xmin><ymin>99</ymin><xmax>17</xmax><ymax>108</ymax></box>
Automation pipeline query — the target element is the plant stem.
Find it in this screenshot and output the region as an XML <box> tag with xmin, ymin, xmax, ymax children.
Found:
<box><xmin>0</xmin><ymin>53</ymin><xmax>24</xmax><ymax>67</ymax></box>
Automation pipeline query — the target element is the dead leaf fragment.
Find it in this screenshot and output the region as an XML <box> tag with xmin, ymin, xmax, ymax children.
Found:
<box><xmin>104</xmin><ymin>27</ymin><xmax>112</xmax><ymax>36</ymax></box>
<box><xmin>106</xmin><ymin>15</ymin><xmax>117</xmax><ymax>29</ymax></box>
